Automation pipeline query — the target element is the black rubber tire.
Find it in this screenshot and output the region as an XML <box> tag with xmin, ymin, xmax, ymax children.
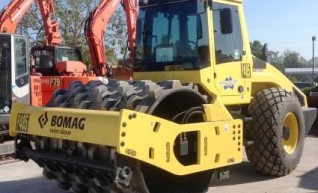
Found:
<box><xmin>42</xmin><ymin>79</ymin><xmax>212</xmax><ymax>193</ymax></box>
<box><xmin>246</xmin><ymin>87</ymin><xmax>305</xmax><ymax>176</ymax></box>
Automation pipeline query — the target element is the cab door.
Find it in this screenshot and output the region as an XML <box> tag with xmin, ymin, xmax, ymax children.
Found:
<box><xmin>212</xmin><ymin>2</ymin><xmax>249</xmax><ymax>96</ymax></box>
<box><xmin>11</xmin><ymin>35</ymin><xmax>30</xmax><ymax>105</ymax></box>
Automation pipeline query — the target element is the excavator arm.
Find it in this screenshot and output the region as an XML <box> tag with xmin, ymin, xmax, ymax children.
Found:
<box><xmin>0</xmin><ymin>0</ymin><xmax>61</xmax><ymax>46</ymax></box>
<box><xmin>37</xmin><ymin>0</ymin><xmax>61</xmax><ymax>46</ymax></box>
<box><xmin>84</xmin><ymin>0</ymin><xmax>137</xmax><ymax>76</ymax></box>
<box><xmin>0</xmin><ymin>0</ymin><xmax>35</xmax><ymax>33</ymax></box>
<box><xmin>123</xmin><ymin>0</ymin><xmax>138</xmax><ymax>58</ymax></box>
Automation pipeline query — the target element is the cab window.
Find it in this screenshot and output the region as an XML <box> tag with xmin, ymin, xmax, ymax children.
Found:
<box><xmin>14</xmin><ymin>37</ymin><xmax>28</xmax><ymax>77</ymax></box>
<box><xmin>213</xmin><ymin>3</ymin><xmax>243</xmax><ymax>64</ymax></box>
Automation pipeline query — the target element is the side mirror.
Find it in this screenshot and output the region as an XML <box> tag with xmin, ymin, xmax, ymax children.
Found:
<box><xmin>220</xmin><ymin>8</ymin><xmax>233</xmax><ymax>34</ymax></box>
<box><xmin>261</xmin><ymin>43</ymin><xmax>269</xmax><ymax>62</ymax></box>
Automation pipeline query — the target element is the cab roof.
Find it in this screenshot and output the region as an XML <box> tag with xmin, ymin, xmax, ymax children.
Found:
<box><xmin>223</xmin><ymin>0</ymin><xmax>243</xmax><ymax>3</ymax></box>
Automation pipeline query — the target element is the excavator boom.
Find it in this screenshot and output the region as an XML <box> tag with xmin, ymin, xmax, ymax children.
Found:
<box><xmin>85</xmin><ymin>0</ymin><xmax>137</xmax><ymax>76</ymax></box>
<box><xmin>0</xmin><ymin>0</ymin><xmax>61</xmax><ymax>46</ymax></box>
<box><xmin>37</xmin><ymin>0</ymin><xmax>61</xmax><ymax>46</ymax></box>
<box><xmin>123</xmin><ymin>0</ymin><xmax>138</xmax><ymax>58</ymax></box>
<box><xmin>0</xmin><ymin>0</ymin><xmax>35</xmax><ymax>33</ymax></box>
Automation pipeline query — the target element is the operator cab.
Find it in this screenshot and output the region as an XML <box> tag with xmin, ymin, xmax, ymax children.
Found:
<box><xmin>134</xmin><ymin>0</ymin><xmax>239</xmax><ymax>73</ymax></box>
<box><xmin>134</xmin><ymin>0</ymin><xmax>210</xmax><ymax>72</ymax></box>
<box><xmin>31</xmin><ymin>46</ymin><xmax>82</xmax><ymax>76</ymax></box>
<box><xmin>135</xmin><ymin>0</ymin><xmax>248</xmax><ymax>98</ymax></box>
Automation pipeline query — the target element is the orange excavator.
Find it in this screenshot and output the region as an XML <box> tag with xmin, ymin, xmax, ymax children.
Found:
<box><xmin>85</xmin><ymin>0</ymin><xmax>137</xmax><ymax>79</ymax></box>
<box><xmin>0</xmin><ymin>0</ymin><xmax>62</xmax><ymax>47</ymax></box>
<box><xmin>30</xmin><ymin>0</ymin><xmax>84</xmax><ymax>78</ymax></box>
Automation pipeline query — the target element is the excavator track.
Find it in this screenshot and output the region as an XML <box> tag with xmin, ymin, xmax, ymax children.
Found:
<box><xmin>16</xmin><ymin>80</ymin><xmax>213</xmax><ymax>193</ymax></box>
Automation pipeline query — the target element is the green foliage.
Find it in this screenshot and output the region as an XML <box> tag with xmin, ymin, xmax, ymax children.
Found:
<box><xmin>105</xmin><ymin>7</ymin><xmax>128</xmax><ymax>67</ymax></box>
<box><xmin>271</xmin><ymin>55</ymin><xmax>284</xmax><ymax>72</ymax></box>
<box><xmin>282</xmin><ymin>50</ymin><xmax>310</xmax><ymax>82</ymax></box>
<box><xmin>17</xmin><ymin>3</ymin><xmax>43</xmax><ymax>43</ymax></box>
<box><xmin>250</xmin><ymin>40</ymin><xmax>284</xmax><ymax>73</ymax></box>
<box><xmin>282</xmin><ymin>50</ymin><xmax>306</xmax><ymax>68</ymax></box>
<box><xmin>79</xmin><ymin>45</ymin><xmax>92</xmax><ymax>69</ymax></box>
<box><xmin>106</xmin><ymin>49</ymin><xmax>118</xmax><ymax>66</ymax></box>
<box><xmin>54</xmin><ymin>0</ymin><xmax>99</xmax><ymax>47</ymax></box>
<box><xmin>301</xmin><ymin>86</ymin><xmax>318</xmax><ymax>96</ymax></box>
<box><xmin>250</xmin><ymin>40</ymin><xmax>263</xmax><ymax>59</ymax></box>
<box><xmin>250</xmin><ymin>40</ymin><xmax>314</xmax><ymax>82</ymax></box>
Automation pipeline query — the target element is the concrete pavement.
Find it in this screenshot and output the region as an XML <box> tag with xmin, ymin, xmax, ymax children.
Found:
<box><xmin>0</xmin><ymin>137</ymin><xmax>317</xmax><ymax>193</ymax></box>
<box><xmin>209</xmin><ymin>137</ymin><xmax>318</xmax><ymax>193</ymax></box>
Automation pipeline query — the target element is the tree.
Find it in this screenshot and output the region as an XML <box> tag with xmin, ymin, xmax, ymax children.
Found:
<box><xmin>282</xmin><ymin>50</ymin><xmax>304</xmax><ymax>68</ymax></box>
<box><xmin>104</xmin><ymin>7</ymin><xmax>128</xmax><ymax>67</ymax></box>
<box><xmin>250</xmin><ymin>40</ymin><xmax>285</xmax><ymax>72</ymax></box>
<box><xmin>250</xmin><ymin>40</ymin><xmax>263</xmax><ymax>59</ymax></box>
<box><xmin>282</xmin><ymin>50</ymin><xmax>310</xmax><ymax>82</ymax></box>
<box><xmin>17</xmin><ymin>3</ymin><xmax>43</xmax><ymax>43</ymax></box>
<box><xmin>54</xmin><ymin>0</ymin><xmax>99</xmax><ymax>47</ymax></box>
<box><xmin>271</xmin><ymin>55</ymin><xmax>285</xmax><ymax>72</ymax></box>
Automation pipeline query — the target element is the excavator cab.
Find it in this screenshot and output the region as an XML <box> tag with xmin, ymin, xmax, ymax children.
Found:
<box><xmin>31</xmin><ymin>46</ymin><xmax>83</xmax><ymax>76</ymax></box>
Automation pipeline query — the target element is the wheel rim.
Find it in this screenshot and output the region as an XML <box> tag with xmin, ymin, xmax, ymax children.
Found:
<box><xmin>282</xmin><ymin>112</ymin><xmax>299</xmax><ymax>154</ymax></box>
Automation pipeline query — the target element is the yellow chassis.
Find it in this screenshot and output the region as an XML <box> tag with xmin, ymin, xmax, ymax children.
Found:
<box><xmin>10</xmin><ymin>103</ymin><xmax>243</xmax><ymax>175</ymax></box>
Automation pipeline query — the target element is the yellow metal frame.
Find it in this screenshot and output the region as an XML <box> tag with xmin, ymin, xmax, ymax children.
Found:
<box><xmin>10</xmin><ymin>103</ymin><xmax>243</xmax><ymax>175</ymax></box>
<box><xmin>11</xmin><ymin>104</ymin><xmax>121</xmax><ymax>146</ymax></box>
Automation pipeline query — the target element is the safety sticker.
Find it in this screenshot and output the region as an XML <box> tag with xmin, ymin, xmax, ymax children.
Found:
<box><xmin>219</xmin><ymin>77</ymin><xmax>238</xmax><ymax>90</ymax></box>
<box><xmin>16</xmin><ymin>113</ymin><xmax>30</xmax><ymax>133</ymax></box>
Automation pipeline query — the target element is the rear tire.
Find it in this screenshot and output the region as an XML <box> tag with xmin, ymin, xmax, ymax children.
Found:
<box><xmin>246</xmin><ymin>88</ymin><xmax>305</xmax><ymax>176</ymax></box>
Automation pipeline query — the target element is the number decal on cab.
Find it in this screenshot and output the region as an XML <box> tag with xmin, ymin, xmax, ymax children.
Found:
<box><xmin>49</xmin><ymin>77</ymin><xmax>61</xmax><ymax>87</ymax></box>
<box><xmin>241</xmin><ymin>63</ymin><xmax>251</xmax><ymax>78</ymax></box>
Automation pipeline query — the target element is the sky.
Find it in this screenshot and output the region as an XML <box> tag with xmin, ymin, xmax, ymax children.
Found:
<box><xmin>245</xmin><ymin>0</ymin><xmax>318</xmax><ymax>59</ymax></box>
<box><xmin>1</xmin><ymin>0</ymin><xmax>318</xmax><ymax>59</ymax></box>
